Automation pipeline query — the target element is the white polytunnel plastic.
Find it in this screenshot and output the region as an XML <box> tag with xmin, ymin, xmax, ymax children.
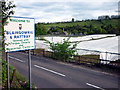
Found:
<box><xmin>35</xmin><ymin>34</ymin><xmax>120</xmax><ymax>63</ymax></box>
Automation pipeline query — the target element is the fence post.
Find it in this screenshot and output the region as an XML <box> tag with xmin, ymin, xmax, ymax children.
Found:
<box><xmin>63</xmin><ymin>55</ymin><xmax>65</xmax><ymax>62</ymax></box>
<box><xmin>49</xmin><ymin>52</ymin><xmax>50</xmax><ymax>57</ymax></box>
<box><xmin>33</xmin><ymin>50</ymin><xmax>34</xmax><ymax>55</ymax></box>
<box><xmin>106</xmin><ymin>52</ymin><xmax>108</xmax><ymax>64</ymax></box>
<box><xmin>10</xmin><ymin>69</ymin><xmax>16</xmax><ymax>86</ymax></box>
<box><xmin>79</xmin><ymin>56</ymin><xmax>80</xmax><ymax>64</ymax></box>
<box><xmin>52</xmin><ymin>52</ymin><xmax>54</xmax><ymax>58</ymax></box>
<box><xmin>43</xmin><ymin>50</ymin><xmax>45</xmax><ymax>57</ymax></box>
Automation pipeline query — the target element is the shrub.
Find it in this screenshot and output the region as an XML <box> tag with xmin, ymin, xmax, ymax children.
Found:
<box><xmin>46</xmin><ymin>37</ymin><xmax>78</xmax><ymax>61</ymax></box>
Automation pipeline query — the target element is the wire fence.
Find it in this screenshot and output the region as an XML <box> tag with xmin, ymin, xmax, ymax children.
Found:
<box><xmin>29</xmin><ymin>48</ymin><xmax>120</xmax><ymax>68</ymax></box>
<box><xmin>75</xmin><ymin>48</ymin><xmax>120</xmax><ymax>67</ymax></box>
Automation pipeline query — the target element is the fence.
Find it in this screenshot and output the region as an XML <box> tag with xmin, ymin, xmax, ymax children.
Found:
<box><xmin>75</xmin><ymin>49</ymin><xmax>120</xmax><ymax>67</ymax></box>
<box><xmin>28</xmin><ymin>48</ymin><xmax>120</xmax><ymax>68</ymax></box>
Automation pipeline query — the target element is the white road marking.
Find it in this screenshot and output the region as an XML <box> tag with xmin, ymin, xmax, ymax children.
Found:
<box><xmin>34</xmin><ymin>65</ymin><xmax>66</xmax><ymax>77</ymax></box>
<box><xmin>9</xmin><ymin>56</ymin><xmax>25</xmax><ymax>63</ymax></box>
<box><xmin>86</xmin><ymin>83</ymin><xmax>105</xmax><ymax>90</ymax></box>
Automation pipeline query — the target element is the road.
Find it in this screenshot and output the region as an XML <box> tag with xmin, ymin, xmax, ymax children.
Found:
<box><xmin>9</xmin><ymin>52</ymin><xmax>119</xmax><ymax>89</ymax></box>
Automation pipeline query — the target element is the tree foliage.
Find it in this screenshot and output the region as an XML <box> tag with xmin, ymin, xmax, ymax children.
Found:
<box><xmin>1</xmin><ymin>0</ymin><xmax>16</xmax><ymax>24</ymax></box>
<box><xmin>1</xmin><ymin>0</ymin><xmax>16</xmax><ymax>50</ymax></box>
<box><xmin>35</xmin><ymin>23</ymin><xmax>48</xmax><ymax>36</ymax></box>
<box><xmin>46</xmin><ymin>37</ymin><xmax>78</xmax><ymax>61</ymax></box>
<box><xmin>36</xmin><ymin>18</ymin><xmax>120</xmax><ymax>35</ymax></box>
<box><xmin>72</xmin><ymin>18</ymin><xmax>74</xmax><ymax>22</ymax></box>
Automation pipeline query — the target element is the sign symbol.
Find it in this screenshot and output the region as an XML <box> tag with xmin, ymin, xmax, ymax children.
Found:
<box><xmin>19</xmin><ymin>24</ymin><xmax>22</xmax><ymax>30</ymax></box>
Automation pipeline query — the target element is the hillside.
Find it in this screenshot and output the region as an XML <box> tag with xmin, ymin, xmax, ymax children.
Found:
<box><xmin>43</xmin><ymin>19</ymin><xmax>118</xmax><ymax>28</ymax></box>
<box><xmin>35</xmin><ymin>19</ymin><xmax>120</xmax><ymax>36</ymax></box>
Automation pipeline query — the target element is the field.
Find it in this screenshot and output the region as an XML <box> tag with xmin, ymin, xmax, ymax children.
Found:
<box><xmin>36</xmin><ymin>18</ymin><xmax>120</xmax><ymax>36</ymax></box>
<box><xmin>43</xmin><ymin>19</ymin><xmax>119</xmax><ymax>29</ymax></box>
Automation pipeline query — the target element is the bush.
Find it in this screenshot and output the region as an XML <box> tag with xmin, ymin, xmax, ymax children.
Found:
<box><xmin>46</xmin><ymin>37</ymin><xmax>78</xmax><ymax>61</ymax></box>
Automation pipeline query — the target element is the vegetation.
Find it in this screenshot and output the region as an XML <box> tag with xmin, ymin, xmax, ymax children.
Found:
<box><xmin>46</xmin><ymin>37</ymin><xmax>78</xmax><ymax>61</ymax></box>
<box><xmin>35</xmin><ymin>23</ymin><xmax>48</xmax><ymax>36</ymax></box>
<box><xmin>1</xmin><ymin>0</ymin><xmax>16</xmax><ymax>51</ymax></box>
<box><xmin>1</xmin><ymin>0</ymin><xmax>36</xmax><ymax>89</ymax></box>
<box><xmin>2</xmin><ymin>60</ymin><xmax>35</xmax><ymax>89</ymax></box>
<box><xmin>73</xmin><ymin>55</ymin><xmax>100</xmax><ymax>65</ymax></box>
<box><xmin>1</xmin><ymin>0</ymin><xmax>16</xmax><ymax>24</ymax></box>
<box><xmin>35</xmin><ymin>18</ymin><xmax>120</xmax><ymax>35</ymax></box>
<box><xmin>0</xmin><ymin>59</ymin><xmax>2</xmax><ymax>88</ymax></box>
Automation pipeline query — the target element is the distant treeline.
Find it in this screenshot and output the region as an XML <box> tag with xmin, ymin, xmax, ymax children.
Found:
<box><xmin>35</xmin><ymin>18</ymin><xmax>120</xmax><ymax>36</ymax></box>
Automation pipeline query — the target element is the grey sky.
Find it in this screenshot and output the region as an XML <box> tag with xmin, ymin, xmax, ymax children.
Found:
<box><xmin>12</xmin><ymin>0</ymin><xmax>119</xmax><ymax>23</ymax></box>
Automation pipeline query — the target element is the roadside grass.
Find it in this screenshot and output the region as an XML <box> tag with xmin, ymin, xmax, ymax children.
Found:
<box><xmin>73</xmin><ymin>55</ymin><xmax>100</xmax><ymax>65</ymax></box>
<box><xmin>2</xmin><ymin>60</ymin><xmax>35</xmax><ymax>89</ymax></box>
<box><xmin>0</xmin><ymin>59</ymin><xmax>2</xmax><ymax>89</ymax></box>
<box><xmin>110</xmin><ymin>59</ymin><xmax>120</xmax><ymax>67</ymax></box>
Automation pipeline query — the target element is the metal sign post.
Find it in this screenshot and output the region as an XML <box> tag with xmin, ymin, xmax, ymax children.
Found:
<box><xmin>4</xmin><ymin>16</ymin><xmax>35</xmax><ymax>90</ymax></box>
<box><xmin>28</xmin><ymin>50</ymin><xmax>31</xmax><ymax>89</ymax></box>
<box><xmin>6</xmin><ymin>53</ymin><xmax>10</xmax><ymax>89</ymax></box>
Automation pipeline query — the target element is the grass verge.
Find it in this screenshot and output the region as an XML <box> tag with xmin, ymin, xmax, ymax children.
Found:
<box><xmin>2</xmin><ymin>60</ymin><xmax>35</xmax><ymax>89</ymax></box>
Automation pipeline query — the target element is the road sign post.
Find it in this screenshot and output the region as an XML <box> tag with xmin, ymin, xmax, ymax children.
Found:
<box><xmin>28</xmin><ymin>50</ymin><xmax>31</xmax><ymax>89</ymax></box>
<box><xmin>4</xmin><ymin>16</ymin><xmax>35</xmax><ymax>89</ymax></box>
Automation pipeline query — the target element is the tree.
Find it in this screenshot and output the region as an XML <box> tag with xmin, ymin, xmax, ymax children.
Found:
<box><xmin>89</xmin><ymin>24</ymin><xmax>95</xmax><ymax>31</ymax></box>
<box><xmin>0</xmin><ymin>0</ymin><xmax>15</xmax><ymax>88</ymax></box>
<box><xmin>72</xmin><ymin>18</ymin><xmax>74</xmax><ymax>22</ymax></box>
<box><xmin>84</xmin><ymin>32</ymin><xmax>87</xmax><ymax>35</ymax></box>
<box><xmin>105</xmin><ymin>15</ymin><xmax>110</xmax><ymax>20</ymax></box>
<box><xmin>0</xmin><ymin>2</ymin><xmax>2</xmax><ymax>34</ymax></box>
<box><xmin>35</xmin><ymin>24</ymin><xmax>48</xmax><ymax>35</ymax></box>
<box><xmin>57</xmin><ymin>28</ymin><xmax>62</xmax><ymax>34</ymax></box>
<box><xmin>0</xmin><ymin>0</ymin><xmax>16</xmax><ymax>50</ymax></box>
<box><xmin>73</xmin><ymin>29</ymin><xmax>78</xmax><ymax>35</ymax></box>
<box><xmin>97</xmin><ymin>27</ymin><xmax>107</xmax><ymax>34</ymax></box>
<box><xmin>1</xmin><ymin>0</ymin><xmax>16</xmax><ymax>24</ymax></box>
<box><xmin>46</xmin><ymin>37</ymin><xmax>78</xmax><ymax>61</ymax></box>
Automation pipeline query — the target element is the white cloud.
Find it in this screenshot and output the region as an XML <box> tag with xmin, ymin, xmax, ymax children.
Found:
<box><xmin>14</xmin><ymin>0</ymin><xmax>119</xmax><ymax>3</ymax></box>
<box><xmin>12</xmin><ymin>0</ymin><xmax>119</xmax><ymax>23</ymax></box>
<box><xmin>92</xmin><ymin>10</ymin><xmax>117</xmax><ymax>18</ymax></box>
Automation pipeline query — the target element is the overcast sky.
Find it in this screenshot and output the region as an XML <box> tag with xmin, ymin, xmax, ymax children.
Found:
<box><xmin>12</xmin><ymin>0</ymin><xmax>119</xmax><ymax>23</ymax></box>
